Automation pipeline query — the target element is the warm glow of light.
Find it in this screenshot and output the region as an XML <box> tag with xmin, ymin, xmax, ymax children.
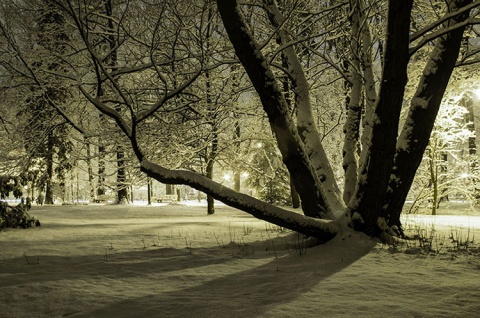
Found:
<box><xmin>460</xmin><ymin>173</ymin><xmax>469</xmax><ymax>179</ymax></box>
<box><xmin>241</xmin><ymin>172</ymin><xmax>249</xmax><ymax>178</ymax></box>
<box><xmin>473</xmin><ymin>88</ymin><xmax>480</xmax><ymax>99</ymax></box>
<box><xmin>223</xmin><ymin>174</ymin><xmax>231</xmax><ymax>181</ymax></box>
<box><xmin>257</xmin><ymin>142</ymin><xmax>262</xmax><ymax>148</ymax></box>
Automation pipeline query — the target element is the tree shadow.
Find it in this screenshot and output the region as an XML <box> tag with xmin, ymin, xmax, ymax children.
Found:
<box><xmin>73</xmin><ymin>233</ymin><xmax>376</xmax><ymax>317</ymax></box>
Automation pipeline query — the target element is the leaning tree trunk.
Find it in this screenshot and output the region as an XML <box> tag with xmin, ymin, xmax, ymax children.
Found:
<box><xmin>140</xmin><ymin>159</ymin><xmax>340</xmax><ymax>241</ymax></box>
<box><xmin>383</xmin><ymin>0</ymin><xmax>472</xmax><ymax>231</ymax></box>
<box><xmin>263</xmin><ymin>0</ymin><xmax>345</xmax><ymax>215</ymax></box>
<box><xmin>219</xmin><ymin>0</ymin><xmax>336</xmax><ymax>219</ymax></box>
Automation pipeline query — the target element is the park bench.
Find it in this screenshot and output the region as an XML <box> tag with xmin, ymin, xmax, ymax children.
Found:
<box><xmin>154</xmin><ymin>194</ymin><xmax>177</xmax><ymax>203</ymax></box>
<box><xmin>94</xmin><ymin>194</ymin><xmax>111</xmax><ymax>203</ymax></box>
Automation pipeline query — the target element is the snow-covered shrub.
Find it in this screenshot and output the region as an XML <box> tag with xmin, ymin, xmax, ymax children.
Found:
<box><xmin>0</xmin><ymin>201</ymin><xmax>40</xmax><ymax>229</ymax></box>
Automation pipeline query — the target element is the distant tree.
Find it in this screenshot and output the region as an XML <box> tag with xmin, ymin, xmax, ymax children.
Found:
<box><xmin>245</xmin><ymin>140</ymin><xmax>291</xmax><ymax>206</ymax></box>
<box><xmin>409</xmin><ymin>97</ymin><xmax>476</xmax><ymax>214</ymax></box>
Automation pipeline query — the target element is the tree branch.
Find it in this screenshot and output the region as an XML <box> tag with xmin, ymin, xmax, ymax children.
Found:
<box><xmin>140</xmin><ymin>158</ymin><xmax>340</xmax><ymax>240</ymax></box>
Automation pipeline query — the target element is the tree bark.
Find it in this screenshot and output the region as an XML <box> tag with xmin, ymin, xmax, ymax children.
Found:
<box><xmin>147</xmin><ymin>177</ymin><xmax>152</xmax><ymax>205</ymax></box>
<box><xmin>85</xmin><ymin>137</ymin><xmax>95</xmax><ymax>202</ymax></box>
<box><xmin>206</xmin><ymin>140</ymin><xmax>216</xmax><ymax>215</ymax></box>
<box><xmin>383</xmin><ymin>0</ymin><xmax>472</xmax><ymax>231</ymax></box>
<box><xmin>263</xmin><ymin>0</ymin><xmax>345</xmax><ymax>214</ymax></box>
<box><xmin>290</xmin><ymin>176</ymin><xmax>300</xmax><ymax>208</ymax></box>
<box><xmin>428</xmin><ymin>148</ymin><xmax>438</xmax><ymax>216</ymax></box>
<box><xmin>217</xmin><ymin>0</ymin><xmax>333</xmax><ymax>219</ymax></box>
<box><xmin>342</xmin><ymin>0</ymin><xmax>363</xmax><ymax>204</ymax></box>
<box><xmin>348</xmin><ymin>0</ymin><xmax>413</xmax><ymax>236</ymax></box>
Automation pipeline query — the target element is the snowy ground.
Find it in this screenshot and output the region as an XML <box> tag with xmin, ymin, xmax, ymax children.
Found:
<box><xmin>1</xmin><ymin>202</ymin><xmax>480</xmax><ymax>318</ymax></box>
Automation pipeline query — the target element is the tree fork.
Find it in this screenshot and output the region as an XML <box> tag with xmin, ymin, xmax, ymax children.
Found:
<box><xmin>348</xmin><ymin>0</ymin><xmax>413</xmax><ymax>236</ymax></box>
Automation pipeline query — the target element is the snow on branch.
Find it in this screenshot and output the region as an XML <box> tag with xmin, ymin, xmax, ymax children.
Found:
<box><xmin>140</xmin><ymin>159</ymin><xmax>340</xmax><ymax>240</ymax></box>
<box><xmin>409</xmin><ymin>1</ymin><xmax>480</xmax><ymax>43</ymax></box>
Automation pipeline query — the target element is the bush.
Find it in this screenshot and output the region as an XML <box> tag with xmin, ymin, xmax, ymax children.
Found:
<box><xmin>0</xmin><ymin>201</ymin><xmax>40</xmax><ymax>229</ymax></box>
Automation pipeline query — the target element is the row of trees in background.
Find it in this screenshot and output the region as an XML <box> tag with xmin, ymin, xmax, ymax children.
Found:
<box><xmin>0</xmin><ymin>0</ymin><xmax>342</xmax><ymax>208</ymax></box>
<box><xmin>1</xmin><ymin>0</ymin><xmax>480</xmax><ymax>240</ymax></box>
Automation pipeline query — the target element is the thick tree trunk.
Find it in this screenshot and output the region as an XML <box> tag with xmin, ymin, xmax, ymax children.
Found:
<box><xmin>383</xmin><ymin>0</ymin><xmax>472</xmax><ymax>230</ymax></box>
<box><xmin>217</xmin><ymin>0</ymin><xmax>333</xmax><ymax>219</ymax></box>
<box><xmin>342</xmin><ymin>0</ymin><xmax>362</xmax><ymax>204</ymax></box>
<box><xmin>263</xmin><ymin>0</ymin><xmax>345</xmax><ymax>214</ymax></box>
<box><xmin>348</xmin><ymin>0</ymin><xmax>413</xmax><ymax>236</ymax></box>
<box><xmin>166</xmin><ymin>184</ymin><xmax>174</xmax><ymax>195</ymax></box>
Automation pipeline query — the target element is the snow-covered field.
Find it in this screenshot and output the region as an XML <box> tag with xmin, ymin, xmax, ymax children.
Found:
<box><xmin>1</xmin><ymin>202</ymin><xmax>480</xmax><ymax>318</ymax></box>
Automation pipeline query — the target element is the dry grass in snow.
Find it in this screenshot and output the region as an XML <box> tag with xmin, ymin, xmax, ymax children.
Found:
<box><xmin>1</xmin><ymin>202</ymin><xmax>480</xmax><ymax>317</ymax></box>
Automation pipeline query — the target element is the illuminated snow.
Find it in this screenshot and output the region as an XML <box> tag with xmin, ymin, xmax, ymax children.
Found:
<box><xmin>1</xmin><ymin>203</ymin><xmax>480</xmax><ymax>317</ymax></box>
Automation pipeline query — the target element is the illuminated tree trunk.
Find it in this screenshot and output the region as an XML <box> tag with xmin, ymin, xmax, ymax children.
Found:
<box><xmin>265</xmin><ymin>0</ymin><xmax>345</xmax><ymax>215</ymax></box>
<box><xmin>229</xmin><ymin>0</ymin><xmax>336</xmax><ymax>219</ymax></box>
<box><xmin>384</xmin><ymin>0</ymin><xmax>472</xmax><ymax>231</ymax></box>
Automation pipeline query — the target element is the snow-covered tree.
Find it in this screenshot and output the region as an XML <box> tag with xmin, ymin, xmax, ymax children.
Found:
<box><xmin>409</xmin><ymin>96</ymin><xmax>477</xmax><ymax>214</ymax></box>
<box><xmin>2</xmin><ymin>0</ymin><xmax>480</xmax><ymax>243</ymax></box>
